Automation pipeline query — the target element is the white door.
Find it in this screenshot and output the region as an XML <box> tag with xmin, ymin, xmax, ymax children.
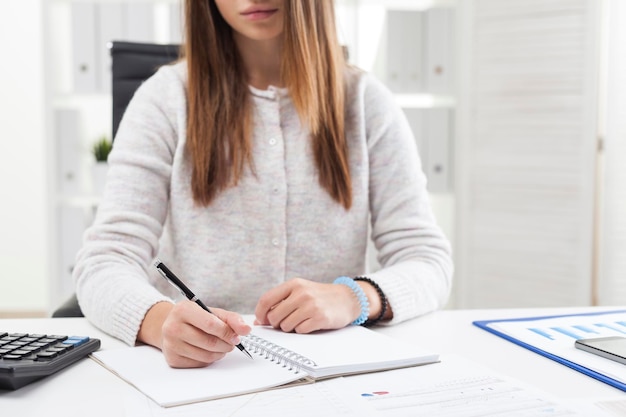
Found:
<box><xmin>454</xmin><ymin>0</ymin><xmax>602</xmax><ymax>307</ymax></box>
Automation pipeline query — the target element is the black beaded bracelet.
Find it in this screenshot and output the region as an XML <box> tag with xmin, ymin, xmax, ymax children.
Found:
<box><xmin>354</xmin><ymin>276</ymin><xmax>388</xmax><ymax>327</ymax></box>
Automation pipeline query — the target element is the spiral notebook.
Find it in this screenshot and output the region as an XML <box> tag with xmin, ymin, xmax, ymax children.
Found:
<box><xmin>92</xmin><ymin>325</ymin><xmax>439</xmax><ymax>407</ymax></box>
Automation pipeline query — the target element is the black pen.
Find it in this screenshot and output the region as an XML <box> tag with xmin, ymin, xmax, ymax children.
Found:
<box><xmin>154</xmin><ymin>259</ymin><xmax>253</xmax><ymax>360</ymax></box>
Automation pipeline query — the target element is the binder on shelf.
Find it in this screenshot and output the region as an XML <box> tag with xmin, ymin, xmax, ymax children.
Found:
<box><xmin>425</xmin><ymin>108</ymin><xmax>453</xmax><ymax>193</ymax></box>
<box><xmin>474</xmin><ymin>310</ymin><xmax>626</xmax><ymax>392</ymax></box>
<box><xmin>73</xmin><ymin>1</ymin><xmax>159</xmax><ymax>94</ymax></box>
<box><xmin>425</xmin><ymin>7</ymin><xmax>455</xmax><ymax>94</ymax></box>
<box><xmin>402</xmin><ymin>108</ymin><xmax>453</xmax><ymax>193</ymax></box>
<box><xmin>71</xmin><ymin>1</ymin><xmax>99</xmax><ymax>93</ymax></box>
<box><xmin>92</xmin><ymin>324</ymin><xmax>439</xmax><ymax>407</ymax></box>
<box><xmin>54</xmin><ymin>108</ymin><xmax>82</xmax><ymax>196</ymax></box>
<box><xmin>98</xmin><ymin>3</ymin><xmax>126</xmax><ymax>93</ymax></box>
<box><xmin>126</xmin><ymin>3</ymin><xmax>155</xmax><ymax>43</ymax></box>
<box><xmin>386</xmin><ymin>10</ymin><xmax>424</xmax><ymax>93</ymax></box>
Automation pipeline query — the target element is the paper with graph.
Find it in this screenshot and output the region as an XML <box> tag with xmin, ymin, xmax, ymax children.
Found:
<box><xmin>474</xmin><ymin>310</ymin><xmax>626</xmax><ymax>391</ymax></box>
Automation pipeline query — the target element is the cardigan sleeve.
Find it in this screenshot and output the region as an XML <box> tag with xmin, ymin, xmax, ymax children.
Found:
<box><xmin>358</xmin><ymin>73</ymin><xmax>453</xmax><ymax>324</ymax></box>
<box><xmin>72</xmin><ymin>64</ymin><xmax>185</xmax><ymax>345</ymax></box>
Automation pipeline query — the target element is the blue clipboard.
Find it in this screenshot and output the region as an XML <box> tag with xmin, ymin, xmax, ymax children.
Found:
<box><xmin>473</xmin><ymin>309</ymin><xmax>626</xmax><ymax>392</ymax></box>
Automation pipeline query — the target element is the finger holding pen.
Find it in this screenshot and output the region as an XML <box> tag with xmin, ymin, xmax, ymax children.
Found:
<box><xmin>149</xmin><ymin>259</ymin><xmax>253</xmax><ymax>367</ymax></box>
<box><xmin>160</xmin><ymin>301</ymin><xmax>251</xmax><ymax>368</ymax></box>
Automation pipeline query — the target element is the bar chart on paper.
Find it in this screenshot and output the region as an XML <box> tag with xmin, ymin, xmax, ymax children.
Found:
<box><xmin>525</xmin><ymin>318</ymin><xmax>626</xmax><ymax>342</ymax></box>
<box><xmin>474</xmin><ymin>310</ymin><xmax>626</xmax><ymax>391</ymax></box>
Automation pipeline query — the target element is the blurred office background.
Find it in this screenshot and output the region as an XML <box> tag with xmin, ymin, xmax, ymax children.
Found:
<box><xmin>1</xmin><ymin>0</ymin><xmax>624</xmax><ymax>317</ymax></box>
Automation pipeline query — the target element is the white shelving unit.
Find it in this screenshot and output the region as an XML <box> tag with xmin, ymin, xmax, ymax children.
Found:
<box><xmin>336</xmin><ymin>0</ymin><xmax>457</xmax><ymax>196</ymax></box>
<box><xmin>44</xmin><ymin>0</ymin><xmax>182</xmax><ymax>311</ymax></box>
<box><xmin>335</xmin><ymin>0</ymin><xmax>458</xmax><ymax>288</ymax></box>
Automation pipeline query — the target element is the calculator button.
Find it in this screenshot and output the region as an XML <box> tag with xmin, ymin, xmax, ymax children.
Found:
<box><xmin>20</xmin><ymin>346</ymin><xmax>41</xmax><ymax>353</ymax></box>
<box><xmin>35</xmin><ymin>351</ymin><xmax>58</xmax><ymax>360</ymax></box>
<box><xmin>1</xmin><ymin>336</ymin><xmax>21</xmax><ymax>342</ymax></box>
<box><xmin>4</xmin><ymin>345</ymin><xmax>21</xmax><ymax>351</ymax></box>
<box><xmin>63</xmin><ymin>336</ymin><xmax>89</xmax><ymax>347</ymax></box>
<box><xmin>48</xmin><ymin>347</ymin><xmax>69</xmax><ymax>354</ymax></box>
<box><xmin>48</xmin><ymin>335</ymin><xmax>68</xmax><ymax>341</ymax></box>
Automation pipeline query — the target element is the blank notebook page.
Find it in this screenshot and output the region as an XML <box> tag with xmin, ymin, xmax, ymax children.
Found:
<box><xmin>248</xmin><ymin>325</ymin><xmax>439</xmax><ymax>379</ymax></box>
<box><xmin>92</xmin><ymin>344</ymin><xmax>306</xmax><ymax>407</ymax></box>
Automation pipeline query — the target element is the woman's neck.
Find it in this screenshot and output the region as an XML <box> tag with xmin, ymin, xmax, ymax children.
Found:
<box><xmin>234</xmin><ymin>34</ymin><xmax>283</xmax><ymax>90</ymax></box>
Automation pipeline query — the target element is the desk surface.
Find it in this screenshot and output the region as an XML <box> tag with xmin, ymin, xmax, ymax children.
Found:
<box><xmin>1</xmin><ymin>307</ymin><xmax>624</xmax><ymax>415</ymax></box>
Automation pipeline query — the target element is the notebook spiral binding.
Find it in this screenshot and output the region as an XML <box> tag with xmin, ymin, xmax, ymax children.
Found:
<box><xmin>241</xmin><ymin>334</ymin><xmax>317</xmax><ymax>373</ymax></box>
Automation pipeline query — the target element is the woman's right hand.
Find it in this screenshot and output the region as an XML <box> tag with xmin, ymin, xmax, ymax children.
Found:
<box><xmin>138</xmin><ymin>300</ymin><xmax>251</xmax><ymax>368</ymax></box>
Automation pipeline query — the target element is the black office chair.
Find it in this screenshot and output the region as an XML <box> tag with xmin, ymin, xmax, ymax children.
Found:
<box><xmin>52</xmin><ymin>41</ymin><xmax>181</xmax><ymax>318</ymax></box>
<box><xmin>110</xmin><ymin>41</ymin><xmax>181</xmax><ymax>140</ymax></box>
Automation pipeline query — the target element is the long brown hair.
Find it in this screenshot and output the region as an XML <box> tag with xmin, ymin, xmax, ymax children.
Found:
<box><xmin>185</xmin><ymin>0</ymin><xmax>350</xmax><ymax>208</ymax></box>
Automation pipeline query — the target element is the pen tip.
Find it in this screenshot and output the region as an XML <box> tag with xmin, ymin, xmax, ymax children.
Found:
<box><xmin>238</xmin><ymin>345</ymin><xmax>253</xmax><ymax>360</ymax></box>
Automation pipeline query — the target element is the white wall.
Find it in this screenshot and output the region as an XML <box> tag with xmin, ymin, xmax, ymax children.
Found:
<box><xmin>0</xmin><ymin>0</ymin><xmax>49</xmax><ymax>313</ymax></box>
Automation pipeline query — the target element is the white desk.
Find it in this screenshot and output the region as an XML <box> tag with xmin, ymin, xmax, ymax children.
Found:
<box><xmin>1</xmin><ymin>307</ymin><xmax>624</xmax><ymax>416</ymax></box>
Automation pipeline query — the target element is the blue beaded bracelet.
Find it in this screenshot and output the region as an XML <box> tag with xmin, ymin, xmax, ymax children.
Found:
<box><xmin>333</xmin><ymin>276</ymin><xmax>369</xmax><ymax>325</ymax></box>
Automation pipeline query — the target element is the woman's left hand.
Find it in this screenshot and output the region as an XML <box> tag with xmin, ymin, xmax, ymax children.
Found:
<box><xmin>254</xmin><ymin>278</ymin><xmax>361</xmax><ymax>333</ymax></box>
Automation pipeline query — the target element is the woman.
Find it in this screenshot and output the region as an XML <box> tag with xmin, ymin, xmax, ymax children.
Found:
<box><xmin>73</xmin><ymin>0</ymin><xmax>453</xmax><ymax>368</ymax></box>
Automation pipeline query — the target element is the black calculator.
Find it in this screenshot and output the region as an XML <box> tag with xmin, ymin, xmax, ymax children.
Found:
<box><xmin>0</xmin><ymin>332</ymin><xmax>101</xmax><ymax>390</ymax></box>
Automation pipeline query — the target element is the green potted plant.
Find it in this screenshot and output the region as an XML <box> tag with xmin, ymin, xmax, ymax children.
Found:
<box><xmin>92</xmin><ymin>136</ymin><xmax>112</xmax><ymax>195</ymax></box>
<box><xmin>92</xmin><ymin>136</ymin><xmax>112</xmax><ymax>163</ymax></box>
